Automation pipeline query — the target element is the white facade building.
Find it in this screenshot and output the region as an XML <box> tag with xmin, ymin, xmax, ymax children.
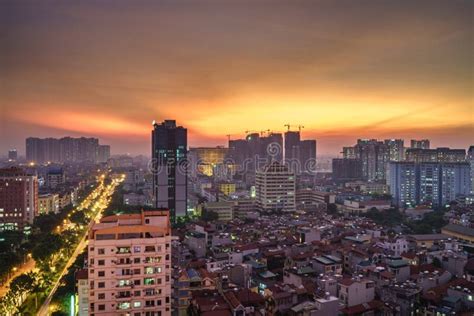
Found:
<box><xmin>255</xmin><ymin>161</ymin><xmax>296</xmax><ymax>212</ymax></box>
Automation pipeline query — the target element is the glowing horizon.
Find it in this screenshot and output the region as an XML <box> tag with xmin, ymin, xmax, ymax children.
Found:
<box><xmin>1</xmin><ymin>0</ymin><xmax>472</xmax><ymax>156</ymax></box>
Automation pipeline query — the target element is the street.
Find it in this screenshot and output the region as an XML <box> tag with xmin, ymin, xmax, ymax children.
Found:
<box><xmin>37</xmin><ymin>176</ymin><xmax>122</xmax><ymax>316</ymax></box>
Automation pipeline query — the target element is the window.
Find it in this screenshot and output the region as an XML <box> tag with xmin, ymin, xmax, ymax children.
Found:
<box><xmin>133</xmin><ymin>301</ymin><xmax>141</xmax><ymax>308</ymax></box>
<box><xmin>98</xmin><ymin>293</ymin><xmax>105</xmax><ymax>299</ymax></box>
<box><xmin>118</xmin><ymin>280</ymin><xmax>131</xmax><ymax>287</ymax></box>
<box><xmin>144</xmin><ymin>278</ymin><xmax>155</xmax><ymax>285</ymax></box>
<box><xmin>166</xmin><ymin>296</ymin><xmax>170</xmax><ymax>303</ymax></box>
<box><xmin>98</xmin><ymin>260</ymin><xmax>105</xmax><ymax>266</ymax></box>
<box><xmin>118</xmin><ymin>302</ymin><xmax>131</xmax><ymax>310</ymax></box>
<box><xmin>157</xmin><ymin>299</ymin><xmax>162</xmax><ymax>306</ymax></box>
<box><xmin>134</xmin><ymin>258</ymin><xmax>141</xmax><ymax>264</ymax></box>
<box><xmin>145</xmin><ymin>267</ymin><xmax>154</xmax><ymax>275</ymax></box>
<box><xmin>134</xmin><ymin>279</ymin><xmax>141</xmax><ymax>286</ymax></box>
<box><xmin>134</xmin><ymin>268</ymin><xmax>140</xmax><ymax>274</ymax></box>
<box><xmin>133</xmin><ymin>246</ymin><xmax>141</xmax><ymax>253</ymax></box>
<box><xmin>98</xmin><ymin>282</ymin><xmax>105</xmax><ymax>288</ymax></box>
<box><xmin>145</xmin><ymin>246</ymin><xmax>155</xmax><ymax>252</ymax></box>
<box><xmin>98</xmin><ymin>271</ymin><xmax>105</xmax><ymax>277</ymax></box>
<box><xmin>145</xmin><ymin>300</ymin><xmax>155</xmax><ymax>307</ymax></box>
<box><xmin>134</xmin><ymin>290</ymin><xmax>141</xmax><ymax>296</ymax></box>
<box><xmin>118</xmin><ymin>247</ymin><xmax>131</xmax><ymax>254</ymax></box>
<box><xmin>98</xmin><ymin>248</ymin><xmax>105</xmax><ymax>255</ymax></box>
<box><xmin>98</xmin><ymin>304</ymin><xmax>105</xmax><ymax>311</ymax></box>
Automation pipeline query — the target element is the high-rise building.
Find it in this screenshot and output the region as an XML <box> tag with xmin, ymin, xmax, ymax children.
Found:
<box><xmin>188</xmin><ymin>147</ymin><xmax>229</xmax><ymax>177</ymax></box>
<box><xmin>389</xmin><ymin>162</ymin><xmax>417</xmax><ymax>207</ymax></box>
<box><xmin>25</xmin><ymin>137</ymin><xmax>109</xmax><ymax>164</ymax></box>
<box><xmin>152</xmin><ymin>120</ymin><xmax>187</xmax><ymax>222</ymax></box>
<box><xmin>468</xmin><ymin>146</ymin><xmax>474</xmax><ymax>194</ymax></box>
<box><xmin>8</xmin><ymin>149</ymin><xmax>17</xmax><ymax>161</ymax></box>
<box><xmin>348</xmin><ymin>139</ymin><xmax>389</xmax><ymax>181</ymax></box>
<box><xmin>87</xmin><ymin>210</ymin><xmax>172</xmax><ymax>315</ymax></box>
<box><xmin>389</xmin><ymin>162</ymin><xmax>471</xmax><ymax>207</ymax></box>
<box><xmin>343</xmin><ymin>147</ymin><xmax>356</xmax><ymax>159</ymax></box>
<box><xmin>0</xmin><ymin>167</ymin><xmax>38</xmax><ymax>231</ymax></box>
<box><xmin>405</xmin><ymin>147</ymin><xmax>466</xmax><ymax>163</ymax></box>
<box><xmin>332</xmin><ymin>158</ymin><xmax>363</xmax><ymax>182</ymax></box>
<box><xmin>299</xmin><ymin>140</ymin><xmax>317</xmax><ymax>173</ymax></box>
<box><xmin>227</xmin><ymin>132</ymin><xmax>283</xmax><ymax>175</ymax></box>
<box><xmin>284</xmin><ymin>131</ymin><xmax>300</xmax><ymax>161</ymax></box>
<box><xmin>255</xmin><ymin>161</ymin><xmax>296</xmax><ymax>212</ymax></box>
<box><xmin>260</xmin><ymin>132</ymin><xmax>283</xmax><ymax>162</ymax></box>
<box><xmin>410</xmin><ymin>139</ymin><xmax>430</xmax><ymax>149</ymax></box>
<box><xmin>284</xmin><ymin>131</ymin><xmax>317</xmax><ymax>174</ymax></box>
<box><xmin>98</xmin><ymin>145</ymin><xmax>111</xmax><ymax>163</ymax></box>
<box><xmin>384</xmin><ymin>139</ymin><xmax>405</xmax><ymax>162</ymax></box>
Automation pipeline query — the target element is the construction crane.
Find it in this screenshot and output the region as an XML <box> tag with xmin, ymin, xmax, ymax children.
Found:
<box><xmin>284</xmin><ymin>124</ymin><xmax>304</xmax><ymax>132</ymax></box>
<box><xmin>245</xmin><ymin>130</ymin><xmax>259</xmax><ymax>135</ymax></box>
<box><xmin>226</xmin><ymin>134</ymin><xmax>231</xmax><ymax>143</ymax></box>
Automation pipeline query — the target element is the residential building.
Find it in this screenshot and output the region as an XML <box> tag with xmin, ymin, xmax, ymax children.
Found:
<box><xmin>344</xmin><ymin>139</ymin><xmax>389</xmax><ymax>181</ymax></box>
<box><xmin>338</xmin><ymin>278</ymin><xmax>375</xmax><ymax>307</ymax></box>
<box><xmin>255</xmin><ymin>161</ymin><xmax>296</xmax><ymax>212</ymax></box>
<box><xmin>389</xmin><ymin>162</ymin><xmax>471</xmax><ymax>207</ymax></box>
<box><xmin>98</xmin><ymin>145</ymin><xmax>111</xmax><ymax>163</ymax></box>
<box><xmin>384</xmin><ymin>139</ymin><xmax>405</xmax><ymax>162</ymax></box>
<box><xmin>405</xmin><ymin>147</ymin><xmax>466</xmax><ymax>163</ymax></box>
<box><xmin>76</xmin><ymin>269</ymin><xmax>89</xmax><ymax>316</ymax></box>
<box><xmin>332</xmin><ymin>158</ymin><xmax>363</xmax><ymax>182</ymax></box>
<box><xmin>411</xmin><ymin>139</ymin><xmax>430</xmax><ymax>149</ymax></box>
<box><xmin>38</xmin><ymin>193</ymin><xmax>60</xmax><ymax>214</ymax></box>
<box><xmin>0</xmin><ymin>167</ymin><xmax>38</xmax><ymax>231</ymax></box>
<box><xmin>26</xmin><ymin>136</ymin><xmax>109</xmax><ymax>163</ymax></box>
<box><xmin>203</xmin><ymin>201</ymin><xmax>234</xmax><ymax>222</ymax></box>
<box><xmin>8</xmin><ymin>149</ymin><xmax>17</xmax><ymax>161</ymax></box>
<box><xmin>87</xmin><ymin>210</ymin><xmax>172</xmax><ymax>315</ymax></box>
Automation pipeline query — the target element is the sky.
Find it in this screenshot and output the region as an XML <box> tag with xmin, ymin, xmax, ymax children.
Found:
<box><xmin>0</xmin><ymin>0</ymin><xmax>472</xmax><ymax>157</ymax></box>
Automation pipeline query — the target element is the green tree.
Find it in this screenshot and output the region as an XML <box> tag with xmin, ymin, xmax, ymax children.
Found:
<box><xmin>201</xmin><ymin>209</ymin><xmax>219</xmax><ymax>222</ymax></box>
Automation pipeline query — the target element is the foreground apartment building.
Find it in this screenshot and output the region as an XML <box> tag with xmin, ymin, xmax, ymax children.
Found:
<box><xmin>86</xmin><ymin>210</ymin><xmax>172</xmax><ymax>316</ymax></box>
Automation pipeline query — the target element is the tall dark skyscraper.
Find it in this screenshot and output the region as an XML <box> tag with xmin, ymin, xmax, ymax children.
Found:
<box><xmin>152</xmin><ymin>120</ymin><xmax>187</xmax><ymax>222</ymax></box>
<box><xmin>284</xmin><ymin>131</ymin><xmax>300</xmax><ymax>161</ymax></box>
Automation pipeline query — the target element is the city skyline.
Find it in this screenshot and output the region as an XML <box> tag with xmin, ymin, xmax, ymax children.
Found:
<box><xmin>1</xmin><ymin>0</ymin><xmax>472</xmax><ymax>155</ymax></box>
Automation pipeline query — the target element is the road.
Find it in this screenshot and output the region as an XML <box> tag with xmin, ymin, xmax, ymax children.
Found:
<box><xmin>37</xmin><ymin>177</ymin><xmax>121</xmax><ymax>316</ymax></box>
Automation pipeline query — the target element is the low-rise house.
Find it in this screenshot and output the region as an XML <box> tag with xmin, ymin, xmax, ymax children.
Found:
<box><xmin>387</xmin><ymin>259</ymin><xmax>410</xmax><ymax>282</ymax></box>
<box><xmin>312</xmin><ymin>255</ymin><xmax>342</xmax><ymax>275</ymax></box>
<box><xmin>338</xmin><ymin>277</ymin><xmax>375</xmax><ymax>307</ymax></box>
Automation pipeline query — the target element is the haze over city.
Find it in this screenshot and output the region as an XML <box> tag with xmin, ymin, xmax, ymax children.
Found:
<box><xmin>1</xmin><ymin>0</ymin><xmax>472</xmax><ymax>156</ymax></box>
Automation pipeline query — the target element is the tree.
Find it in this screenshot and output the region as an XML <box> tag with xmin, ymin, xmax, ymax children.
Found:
<box><xmin>33</xmin><ymin>213</ymin><xmax>61</xmax><ymax>233</ymax></box>
<box><xmin>32</xmin><ymin>233</ymin><xmax>63</xmax><ymax>270</ymax></box>
<box><xmin>201</xmin><ymin>209</ymin><xmax>218</xmax><ymax>222</ymax></box>
<box><xmin>69</xmin><ymin>211</ymin><xmax>87</xmax><ymax>226</ymax></box>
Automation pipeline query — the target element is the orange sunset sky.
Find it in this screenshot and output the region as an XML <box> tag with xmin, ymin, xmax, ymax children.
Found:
<box><xmin>0</xmin><ymin>0</ymin><xmax>472</xmax><ymax>156</ymax></box>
